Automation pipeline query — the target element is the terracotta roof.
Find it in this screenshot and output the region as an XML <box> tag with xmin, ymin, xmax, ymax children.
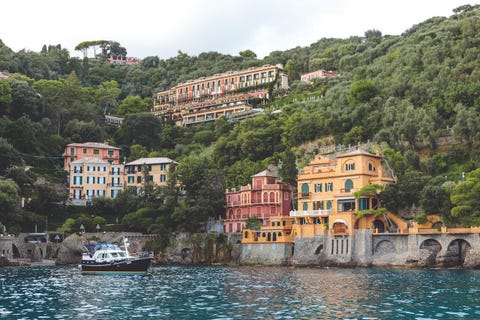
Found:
<box><xmin>251</xmin><ymin>166</ymin><xmax>279</xmax><ymax>178</ymax></box>
<box><xmin>125</xmin><ymin>157</ymin><xmax>177</xmax><ymax>166</ymax></box>
<box><xmin>66</xmin><ymin>142</ymin><xmax>120</xmax><ymax>150</ymax></box>
<box><xmin>70</xmin><ymin>157</ymin><xmax>109</xmax><ymax>165</ymax></box>
<box><xmin>336</xmin><ymin>149</ymin><xmax>379</xmax><ymax>158</ymax></box>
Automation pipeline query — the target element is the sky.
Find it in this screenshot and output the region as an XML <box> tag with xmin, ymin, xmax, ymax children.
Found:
<box><xmin>0</xmin><ymin>0</ymin><xmax>472</xmax><ymax>60</ymax></box>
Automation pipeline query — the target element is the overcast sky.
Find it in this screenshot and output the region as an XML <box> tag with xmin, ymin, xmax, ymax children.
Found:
<box><xmin>1</xmin><ymin>0</ymin><xmax>472</xmax><ymax>60</ymax></box>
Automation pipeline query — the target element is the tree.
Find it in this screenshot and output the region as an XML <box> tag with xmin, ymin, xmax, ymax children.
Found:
<box><xmin>239</xmin><ymin>50</ymin><xmax>257</xmax><ymax>59</ymax></box>
<box><xmin>118</xmin><ymin>95</ymin><xmax>151</xmax><ymax>116</ymax></box>
<box><xmin>0</xmin><ymin>179</ymin><xmax>22</xmax><ymax>228</ymax></box>
<box><xmin>0</xmin><ymin>138</ymin><xmax>22</xmax><ymax>175</ymax></box>
<box><xmin>347</xmin><ymin>80</ymin><xmax>378</xmax><ymax>105</ymax></box>
<box><xmin>450</xmin><ymin>168</ymin><xmax>480</xmax><ymax>226</ymax></box>
<box><xmin>245</xmin><ymin>217</ymin><xmax>262</xmax><ymax>230</ymax></box>
<box><xmin>0</xmin><ymin>79</ymin><xmax>12</xmax><ymax>105</ymax></box>
<box><xmin>115</xmin><ymin>113</ymin><xmax>162</xmax><ymax>151</ymax></box>
<box><xmin>95</xmin><ymin>80</ymin><xmax>121</xmax><ymax>115</ymax></box>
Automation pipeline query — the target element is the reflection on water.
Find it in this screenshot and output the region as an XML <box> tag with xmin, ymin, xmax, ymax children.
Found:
<box><xmin>0</xmin><ymin>265</ymin><xmax>479</xmax><ymax>319</ymax></box>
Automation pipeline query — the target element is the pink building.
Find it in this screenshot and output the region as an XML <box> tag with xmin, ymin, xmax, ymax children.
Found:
<box><xmin>300</xmin><ymin>69</ymin><xmax>336</xmax><ymax>84</ymax></box>
<box><xmin>63</xmin><ymin>142</ymin><xmax>120</xmax><ymax>171</ymax></box>
<box><xmin>108</xmin><ymin>55</ymin><xmax>140</xmax><ymax>65</ymax></box>
<box><xmin>224</xmin><ymin>167</ymin><xmax>292</xmax><ymax>233</ymax></box>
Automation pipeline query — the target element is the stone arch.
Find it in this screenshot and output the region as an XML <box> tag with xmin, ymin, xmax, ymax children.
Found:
<box><xmin>12</xmin><ymin>244</ymin><xmax>20</xmax><ymax>258</ymax></box>
<box><xmin>432</xmin><ymin>221</ymin><xmax>443</xmax><ymax>229</ymax></box>
<box><xmin>315</xmin><ymin>244</ymin><xmax>324</xmax><ymax>255</ymax></box>
<box><xmin>445</xmin><ymin>239</ymin><xmax>471</xmax><ymax>267</ymax></box>
<box><xmin>181</xmin><ymin>248</ymin><xmax>192</xmax><ymax>259</ymax></box>
<box><xmin>420</xmin><ymin>239</ymin><xmax>442</xmax><ymax>266</ymax></box>
<box><xmin>373</xmin><ymin>220</ymin><xmax>385</xmax><ymax>233</ymax></box>
<box><xmin>375</xmin><ymin>240</ymin><xmax>396</xmax><ymax>254</ymax></box>
<box><xmin>332</xmin><ymin>219</ymin><xmax>348</xmax><ymax>234</ymax></box>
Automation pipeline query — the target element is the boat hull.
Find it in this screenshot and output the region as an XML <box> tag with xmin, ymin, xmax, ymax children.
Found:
<box><xmin>81</xmin><ymin>257</ymin><xmax>152</xmax><ymax>275</ymax></box>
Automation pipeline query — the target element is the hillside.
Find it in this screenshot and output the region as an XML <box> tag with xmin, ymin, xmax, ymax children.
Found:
<box><xmin>0</xmin><ymin>4</ymin><xmax>479</xmax><ymax>235</ymax></box>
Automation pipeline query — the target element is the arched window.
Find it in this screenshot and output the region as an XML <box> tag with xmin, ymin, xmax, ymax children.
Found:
<box><xmin>244</xmin><ymin>231</ymin><xmax>249</xmax><ymax>238</ymax></box>
<box><xmin>302</xmin><ymin>202</ymin><xmax>308</xmax><ymax>211</ymax></box>
<box><xmin>345</xmin><ymin>179</ymin><xmax>353</xmax><ymax>192</ymax></box>
<box><xmin>263</xmin><ymin>192</ymin><xmax>268</xmax><ymax>202</ymax></box>
<box><xmin>327</xmin><ymin>200</ymin><xmax>332</xmax><ymax>210</ymax></box>
<box><xmin>272</xmin><ymin>233</ymin><xmax>277</xmax><ymax>242</ymax></box>
<box><xmin>269</xmin><ymin>192</ymin><xmax>275</xmax><ymax>203</ymax></box>
<box><xmin>301</xmin><ymin>183</ymin><xmax>309</xmax><ymax>197</ymax></box>
<box><xmin>267</xmin><ymin>233</ymin><xmax>271</xmax><ymax>241</ymax></box>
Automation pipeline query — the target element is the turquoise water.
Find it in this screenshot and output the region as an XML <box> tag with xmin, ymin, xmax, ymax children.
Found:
<box><xmin>0</xmin><ymin>265</ymin><xmax>479</xmax><ymax>319</ymax></box>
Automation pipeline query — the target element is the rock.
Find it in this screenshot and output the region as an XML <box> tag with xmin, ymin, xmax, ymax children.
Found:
<box><xmin>55</xmin><ymin>234</ymin><xmax>85</xmax><ymax>265</ymax></box>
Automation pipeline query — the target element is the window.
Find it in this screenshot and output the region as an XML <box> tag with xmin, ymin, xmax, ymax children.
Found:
<box><xmin>358</xmin><ymin>198</ymin><xmax>370</xmax><ymax>210</ymax></box>
<box><xmin>325</xmin><ymin>182</ymin><xmax>333</xmax><ymax>192</ymax></box>
<box><xmin>344</xmin><ymin>179</ymin><xmax>353</xmax><ymax>192</ymax></box>
<box><xmin>302</xmin><ymin>202</ymin><xmax>308</xmax><ymax>211</ymax></box>
<box><xmin>93</xmin><ymin>149</ymin><xmax>99</xmax><ymax>155</ymax></box>
<box><xmin>346</xmin><ymin>162</ymin><xmax>355</xmax><ymax>171</ymax></box>
<box><xmin>74</xmin><ymin>166</ymin><xmax>82</xmax><ymax>173</ymax></box>
<box><xmin>314</xmin><ymin>183</ymin><xmax>322</xmax><ymax>192</ymax></box>
<box><xmin>326</xmin><ymin>200</ymin><xmax>332</xmax><ymax>210</ymax></box>
<box><xmin>87</xmin><ymin>176</ymin><xmax>95</xmax><ymax>184</ymax></box>
<box><xmin>97</xmin><ymin>177</ymin><xmax>106</xmax><ymax>184</ymax></box>
<box><xmin>160</xmin><ymin>175</ymin><xmax>166</xmax><ymax>182</ymax></box>
<box><xmin>128</xmin><ymin>176</ymin><xmax>134</xmax><ymax>183</ymax></box>
<box><xmin>83</xmin><ymin>148</ymin><xmax>87</xmax><ymax>154</ymax></box>
<box><xmin>108</xmin><ymin>150</ymin><xmax>114</xmax><ymax>157</ymax></box>
<box><xmin>160</xmin><ymin>163</ymin><xmax>166</xmax><ymax>171</ymax></box>
<box><xmin>87</xmin><ymin>166</ymin><xmax>95</xmax><ymax>172</ymax></box>
<box><xmin>73</xmin><ymin>176</ymin><xmax>83</xmax><ymax>185</ymax></box>
<box><xmin>137</xmin><ymin>176</ymin><xmax>142</xmax><ymax>183</ymax></box>
<box><xmin>70</xmin><ymin>148</ymin><xmax>75</xmax><ymax>155</ymax></box>
<box><xmin>98</xmin><ymin>166</ymin><xmax>106</xmax><ymax>172</ymax></box>
<box><xmin>301</xmin><ymin>183</ymin><xmax>310</xmax><ymax>197</ymax></box>
<box><xmin>368</xmin><ymin>163</ymin><xmax>374</xmax><ymax>171</ymax></box>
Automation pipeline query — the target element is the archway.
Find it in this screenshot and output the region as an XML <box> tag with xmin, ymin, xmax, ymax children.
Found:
<box><xmin>420</xmin><ymin>239</ymin><xmax>442</xmax><ymax>266</ymax></box>
<box><xmin>373</xmin><ymin>220</ymin><xmax>385</xmax><ymax>233</ymax></box>
<box><xmin>375</xmin><ymin>240</ymin><xmax>396</xmax><ymax>254</ymax></box>
<box><xmin>315</xmin><ymin>244</ymin><xmax>324</xmax><ymax>255</ymax></box>
<box><xmin>445</xmin><ymin>239</ymin><xmax>471</xmax><ymax>267</ymax></box>
<box><xmin>332</xmin><ymin>219</ymin><xmax>348</xmax><ymax>234</ymax></box>
<box><xmin>12</xmin><ymin>244</ymin><xmax>20</xmax><ymax>258</ymax></box>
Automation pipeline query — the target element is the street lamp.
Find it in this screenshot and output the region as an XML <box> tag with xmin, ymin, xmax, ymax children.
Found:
<box><xmin>80</xmin><ymin>224</ymin><xmax>85</xmax><ymax>233</ymax></box>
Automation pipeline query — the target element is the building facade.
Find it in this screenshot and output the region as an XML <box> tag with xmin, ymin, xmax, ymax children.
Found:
<box><xmin>124</xmin><ymin>157</ymin><xmax>178</xmax><ymax>194</ymax></box>
<box><xmin>300</xmin><ymin>69</ymin><xmax>336</xmax><ymax>84</ymax></box>
<box><xmin>292</xmin><ymin>150</ymin><xmax>396</xmax><ymax>237</ymax></box>
<box><xmin>153</xmin><ymin>64</ymin><xmax>288</xmax><ymax>126</ymax></box>
<box><xmin>63</xmin><ymin>142</ymin><xmax>120</xmax><ymax>171</ymax></box>
<box><xmin>224</xmin><ymin>167</ymin><xmax>292</xmax><ymax>233</ymax></box>
<box><xmin>64</xmin><ymin>142</ymin><xmax>177</xmax><ymax>205</ymax></box>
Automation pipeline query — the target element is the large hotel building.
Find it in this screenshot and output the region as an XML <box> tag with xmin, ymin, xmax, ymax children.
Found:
<box><xmin>152</xmin><ymin>64</ymin><xmax>288</xmax><ymax>126</ymax></box>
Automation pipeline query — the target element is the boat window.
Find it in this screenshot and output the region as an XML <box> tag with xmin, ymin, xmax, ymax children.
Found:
<box><xmin>111</xmin><ymin>253</ymin><xmax>118</xmax><ymax>258</ymax></box>
<box><xmin>105</xmin><ymin>253</ymin><xmax>111</xmax><ymax>258</ymax></box>
<box><xmin>119</xmin><ymin>252</ymin><xmax>126</xmax><ymax>257</ymax></box>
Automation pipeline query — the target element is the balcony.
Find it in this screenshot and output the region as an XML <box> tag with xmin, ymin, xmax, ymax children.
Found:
<box><xmin>107</xmin><ymin>183</ymin><xmax>124</xmax><ymax>188</ymax></box>
<box><xmin>290</xmin><ymin>209</ymin><xmax>331</xmax><ymax>217</ymax></box>
<box><xmin>299</xmin><ymin>192</ymin><xmax>311</xmax><ymax>199</ymax></box>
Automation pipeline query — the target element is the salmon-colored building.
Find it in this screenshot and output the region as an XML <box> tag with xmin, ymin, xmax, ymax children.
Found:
<box><xmin>153</xmin><ymin>64</ymin><xmax>288</xmax><ymax>126</ymax></box>
<box><xmin>300</xmin><ymin>69</ymin><xmax>336</xmax><ymax>84</ymax></box>
<box><xmin>63</xmin><ymin>142</ymin><xmax>120</xmax><ymax>171</ymax></box>
<box><xmin>224</xmin><ymin>167</ymin><xmax>292</xmax><ymax>233</ymax></box>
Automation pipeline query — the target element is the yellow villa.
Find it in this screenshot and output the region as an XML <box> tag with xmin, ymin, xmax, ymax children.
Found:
<box><xmin>292</xmin><ymin>149</ymin><xmax>399</xmax><ymax>237</ymax></box>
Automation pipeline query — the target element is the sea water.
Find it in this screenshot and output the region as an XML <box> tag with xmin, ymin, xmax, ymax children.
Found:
<box><xmin>0</xmin><ymin>265</ymin><xmax>479</xmax><ymax>319</ymax></box>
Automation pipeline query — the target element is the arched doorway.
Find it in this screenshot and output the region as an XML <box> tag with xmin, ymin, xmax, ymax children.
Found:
<box><xmin>332</xmin><ymin>219</ymin><xmax>348</xmax><ymax>234</ymax></box>
<box><xmin>315</xmin><ymin>244</ymin><xmax>324</xmax><ymax>255</ymax></box>
<box><xmin>373</xmin><ymin>220</ymin><xmax>385</xmax><ymax>233</ymax></box>
<box><xmin>420</xmin><ymin>239</ymin><xmax>442</xmax><ymax>266</ymax></box>
<box><xmin>445</xmin><ymin>239</ymin><xmax>471</xmax><ymax>267</ymax></box>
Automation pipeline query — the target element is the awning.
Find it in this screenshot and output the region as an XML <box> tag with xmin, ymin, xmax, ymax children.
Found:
<box><xmin>332</xmin><ymin>218</ymin><xmax>348</xmax><ymax>226</ymax></box>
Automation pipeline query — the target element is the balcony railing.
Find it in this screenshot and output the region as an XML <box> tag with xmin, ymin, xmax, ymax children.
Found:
<box><xmin>289</xmin><ymin>209</ymin><xmax>331</xmax><ymax>217</ymax></box>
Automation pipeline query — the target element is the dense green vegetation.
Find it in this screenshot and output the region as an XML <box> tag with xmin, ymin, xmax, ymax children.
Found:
<box><xmin>1</xmin><ymin>5</ymin><xmax>480</xmax><ymax>236</ymax></box>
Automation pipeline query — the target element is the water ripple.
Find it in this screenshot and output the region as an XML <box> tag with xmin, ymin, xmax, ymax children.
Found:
<box><xmin>0</xmin><ymin>266</ymin><xmax>479</xmax><ymax>319</ymax></box>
